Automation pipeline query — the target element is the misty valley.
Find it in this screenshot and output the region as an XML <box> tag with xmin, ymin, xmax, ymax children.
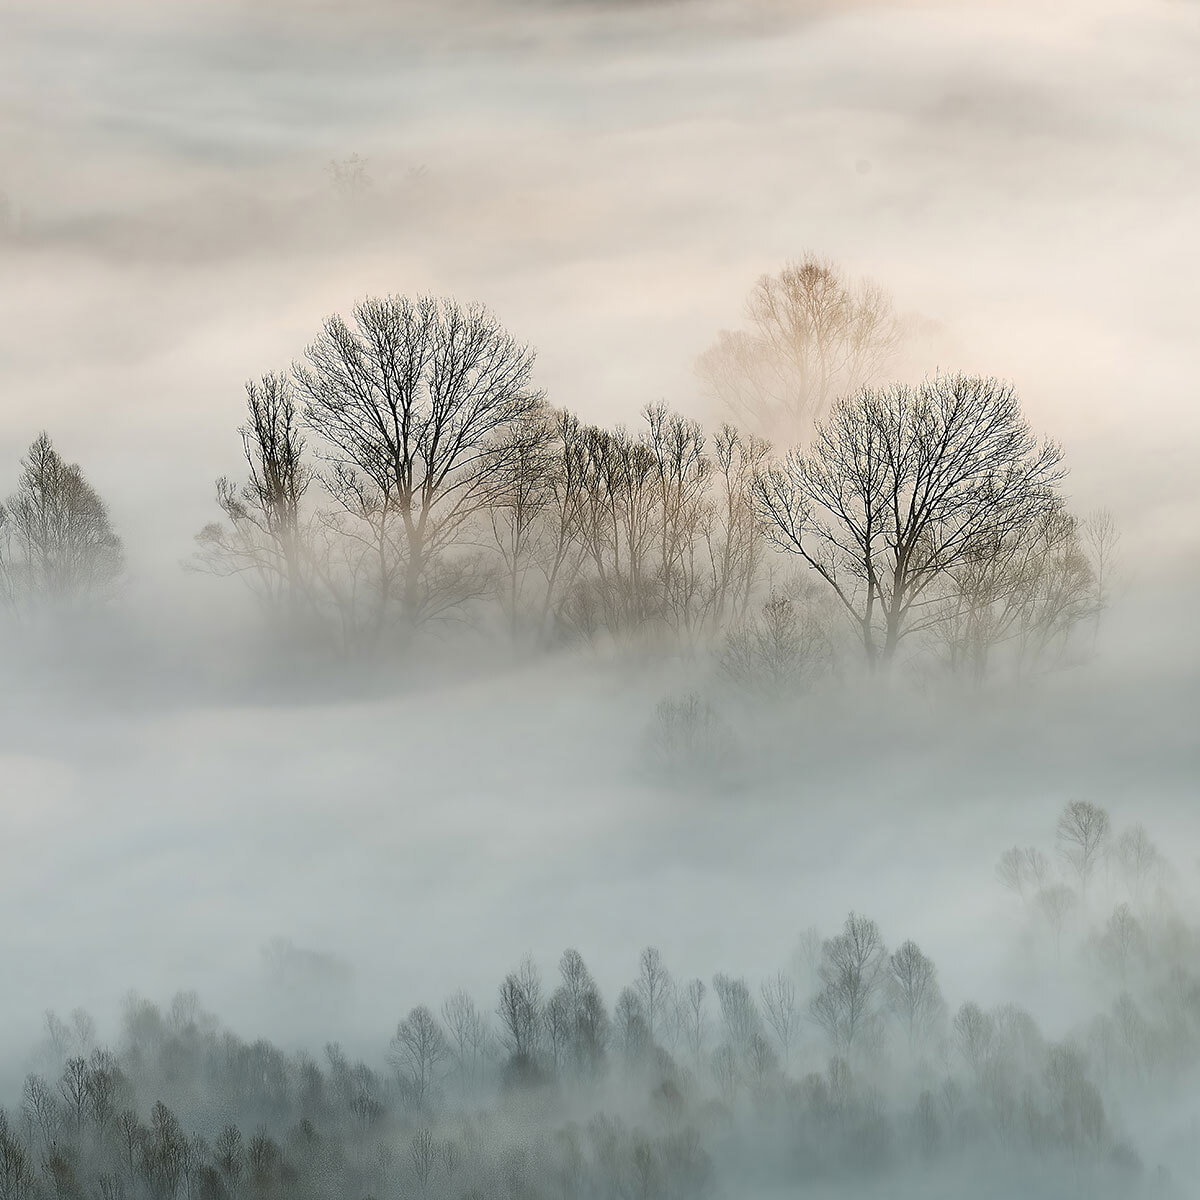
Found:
<box><xmin>3</xmin><ymin>1</ymin><xmax>1199</xmax><ymax>1198</ymax></box>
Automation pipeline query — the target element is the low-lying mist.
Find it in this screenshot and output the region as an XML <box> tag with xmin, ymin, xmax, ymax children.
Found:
<box><xmin>3</xmin><ymin>0</ymin><xmax>1199</xmax><ymax>1197</ymax></box>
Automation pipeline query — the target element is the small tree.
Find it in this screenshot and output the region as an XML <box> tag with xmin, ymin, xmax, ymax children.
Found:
<box><xmin>1056</xmin><ymin>801</ymin><xmax>1110</xmax><ymax>896</ymax></box>
<box><xmin>759</xmin><ymin>971</ymin><xmax>798</xmax><ymax>1065</ymax></box>
<box><xmin>0</xmin><ymin>433</ymin><xmax>123</xmax><ymax>613</ymax></box>
<box><xmin>887</xmin><ymin>940</ymin><xmax>945</xmax><ymax>1049</ymax></box>
<box><xmin>194</xmin><ymin>374</ymin><xmax>317</xmax><ymax>632</ymax></box>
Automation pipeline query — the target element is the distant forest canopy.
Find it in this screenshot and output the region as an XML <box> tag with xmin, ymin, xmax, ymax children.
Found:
<box><xmin>1</xmin><ymin>802</ymin><xmax>1190</xmax><ymax>1200</ymax></box>
<box><xmin>0</xmin><ymin>257</ymin><xmax>1119</xmax><ymax>686</ymax></box>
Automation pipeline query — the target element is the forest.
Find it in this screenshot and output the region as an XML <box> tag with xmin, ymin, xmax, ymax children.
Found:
<box><xmin>0</xmin><ymin>801</ymin><xmax>1192</xmax><ymax>1199</ymax></box>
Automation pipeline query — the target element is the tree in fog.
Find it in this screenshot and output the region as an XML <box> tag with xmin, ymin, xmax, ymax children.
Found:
<box><xmin>679</xmin><ymin>979</ymin><xmax>708</xmax><ymax>1068</ymax></box>
<box><xmin>697</xmin><ymin>254</ymin><xmax>904</xmax><ymax>441</ymax></box>
<box><xmin>1113</xmin><ymin>824</ymin><xmax>1162</xmax><ymax>900</ymax></box>
<box><xmin>887</xmin><ymin>940</ymin><xmax>945</xmax><ymax>1049</ymax></box>
<box><xmin>388</xmin><ymin>1006</ymin><xmax>447</xmax><ymax>1110</ymax></box>
<box><xmin>810</xmin><ymin>913</ymin><xmax>887</xmax><ymax>1053</ymax></box>
<box><xmin>485</xmin><ymin>405</ymin><xmax>567</xmax><ymax>641</ymax></box>
<box><xmin>21</xmin><ymin>1074</ymin><xmax>58</xmax><ymax>1151</ymax></box>
<box><xmin>555</xmin><ymin>948</ymin><xmax>609</xmax><ymax>1078</ymax></box>
<box><xmin>938</xmin><ymin>507</ymin><xmax>1100</xmax><ymax>681</ymax></box>
<box><xmin>759</xmin><ymin>971</ymin><xmax>798</xmax><ymax>1064</ymax></box>
<box><xmin>440</xmin><ymin>991</ymin><xmax>490</xmax><ymax>1091</ymax></box>
<box><xmin>996</xmin><ymin>845</ymin><xmax>1050</xmax><ymax>900</ymax></box>
<box><xmin>613</xmin><ymin>988</ymin><xmax>650</xmax><ymax>1065</ymax></box>
<box><xmin>496</xmin><ymin>957</ymin><xmax>543</xmax><ymax>1071</ymax></box>
<box><xmin>0</xmin><ymin>1112</ymin><xmax>35</xmax><ymax>1200</ymax></box>
<box><xmin>0</xmin><ymin>433</ymin><xmax>123</xmax><ymax>613</ymax></box>
<box><xmin>640</xmin><ymin>692</ymin><xmax>741</xmax><ymax>786</ymax></box>
<box><xmin>194</xmin><ymin>374</ymin><xmax>316</xmax><ymax>630</ymax></box>
<box><xmin>635</xmin><ymin>948</ymin><xmax>673</xmax><ymax>1045</ymax></box>
<box><xmin>1095</xmin><ymin>904</ymin><xmax>1145</xmax><ymax>983</ymax></box>
<box><xmin>1036</xmin><ymin>884</ymin><xmax>1078</xmax><ymax>956</ymax></box>
<box><xmin>720</xmin><ymin>586</ymin><xmax>832</xmax><ymax>697</ymax></box>
<box><xmin>1082</xmin><ymin>508</ymin><xmax>1120</xmax><ymax>643</ymax></box>
<box><xmin>295</xmin><ymin>294</ymin><xmax>545</xmax><ymax>629</ymax></box>
<box><xmin>1056</xmin><ymin>801</ymin><xmax>1110</xmax><ymax>896</ymax></box>
<box><xmin>953</xmin><ymin>1002</ymin><xmax>996</xmax><ymax>1076</ymax></box>
<box><xmin>752</xmin><ymin>375</ymin><xmax>1066</xmax><ymax>670</ymax></box>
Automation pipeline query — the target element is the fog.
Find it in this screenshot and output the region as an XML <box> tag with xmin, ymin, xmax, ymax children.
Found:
<box><xmin>2</xmin><ymin>0</ymin><xmax>1199</xmax><ymax>1197</ymax></box>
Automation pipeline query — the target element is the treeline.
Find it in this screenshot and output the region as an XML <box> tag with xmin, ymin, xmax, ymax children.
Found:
<box><xmin>4</xmin><ymin>808</ymin><xmax>1194</xmax><ymax>1200</ymax></box>
<box><xmin>0</xmin><ymin>258</ymin><xmax>1118</xmax><ymax>686</ymax></box>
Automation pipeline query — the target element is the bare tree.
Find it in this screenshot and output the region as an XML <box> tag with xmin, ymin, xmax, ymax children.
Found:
<box><xmin>1056</xmin><ymin>801</ymin><xmax>1110</xmax><ymax>896</ymax></box>
<box><xmin>679</xmin><ymin>979</ymin><xmax>708</xmax><ymax>1068</ymax></box>
<box><xmin>939</xmin><ymin>508</ymin><xmax>1097</xmax><ymax>682</ymax></box>
<box><xmin>752</xmin><ymin>375</ymin><xmax>1065</xmax><ymax>670</ymax></box>
<box><xmin>640</xmin><ymin>692</ymin><xmax>740</xmax><ymax>785</ymax></box>
<box><xmin>496</xmin><ymin>956</ymin><xmax>543</xmax><ymax>1063</ymax></box>
<box><xmin>21</xmin><ymin>1075</ymin><xmax>58</xmax><ymax>1151</ymax></box>
<box><xmin>720</xmin><ymin>586</ymin><xmax>833</xmax><ymax>697</ymax></box>
<box><xmin>389</xmin><ymin>1006</ymin><xmax>448</xmax><ymax>1110</ymax></box>
<box><xmin>486</xmin><ymin>406</ymin><xmax>563</xmax><ymax>641</ymax></box>
<box><xmin>0</xmin><ymin>433</ymin><xmax>123</xmax><ymax>613</ymax></box>
<box><xmin>58</xmin><ymin>1056</ymin><xmax>89</xmax><ymax>1137</ymax></box>
<box><xmin>1036</xmin><ymin>885</ymin><xmax>1078</xmax><ymax>956</ymax></box>
<box><xmin>712</xmin><ymin>975</ymin><xmax>763</xmax><ymax>1063</ymax></box>
<box><xmin>0</xmin><ymin>1112</ymin><xmax>35</xmax><ymax>1200</ymax></box>
<box><xmin>1082</xmin><ymin>508</ymin><xmax>1120</xmax><ymax>645</ymax></box>
<box><xmin>706</xmin><ymin>424</ymin><xmax>770</xmax><ymax>628</ymax></box>
<box><xmin>409</xmin><ymin>1126</ymin><xmax>435</xmax><ymax>1193</ymax></box>
<box><xmin>1113</xmin><ymin>825</ymin><xmax>1161</xmax><ymax>901</ymax></box>
<box><xmin>441</xmin><ymin>990</ymin><xmax>490</xmax><ymax>1091</ymax></box>
<box><xmin>996</xmin><ymin>845</ymin><xmax>1050</xmax><ymax>900</ymax></box>
<box><xmin>810</xmin><ymin>913</ymin><xmax>887</xmax><ymax>1053</ymax></box>
<box><xmin>887</xmin><ymin>940</ymin><xmax>946</xmax><ymax>1049</ymax></box>
<box><xmin>759</xmin><ymin>971</ymin><xmax>798</xmax><ymax>1065</ymax></box>
<box><xmin>295</xmin><ymin>294</ymin><xmax>546</xmax><ymax>629</ymax></box>
<box><xmin>952</xmin><ymin>1002</ymin><xmax>995</xmax><ymax>1076</ymax></box>
<box><xmin>543</xmin><ymin>988</ymin><xmax>573</xmax><ymax>1074</ymax></box>
<box><xmin>556</xmin><ymin>948</ymin><xmax>608</xmax><ymax>1077</ymax></box>
<box><xmin>194</xmin><ymin>374</ymin><xmax>317</xmax><ymax>630</ymax></box>
<box><xmin>1095</xmin><ymin>904</ymin><xmax>1145</xmax><ymax>983</ymax></box>
<box><xmin>613</xmin><ymin>988</ymin><xmax>650</xmax><ymax>1065</ymax></box>
<box><xmin>635</xmin><ymin>948</ymin><xmax>673</xmax><ymax>1046</ymax></box>
<box><xmin>697</xmin><ymin>255</ymin><xmax>904</xmax><ymax>442</ymax></box>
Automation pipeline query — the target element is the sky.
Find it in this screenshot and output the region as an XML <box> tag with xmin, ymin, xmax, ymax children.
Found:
<box><xmin>1</xmin><ymin>0</ymin><xmax>1199</xmax><ymax>1165</ymax></box>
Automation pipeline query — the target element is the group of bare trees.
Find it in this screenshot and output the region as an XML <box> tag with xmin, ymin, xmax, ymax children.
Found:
<box><xmin>997</xmin><ymin>800</ymin><xmax>1166</xmax><ymax>956</ymax></box>
<box><xmin>197</xmin><ymin>269</ymin><xmax>1114</xmax><ymax>684</ymax></box>
<box><xmin>196</xmin><ymin>306</ymin><xmax>772</xmax><ymax>658</ymax></box>
<box><xmin>0</xmin><ymin>257</ymin><xmax>1114</xmax><ymax>684</ymax></box>
<box><xmin>0</xmin><ymin>433</ymin><xmax>123</xmax><ymax>618</ymax></box>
